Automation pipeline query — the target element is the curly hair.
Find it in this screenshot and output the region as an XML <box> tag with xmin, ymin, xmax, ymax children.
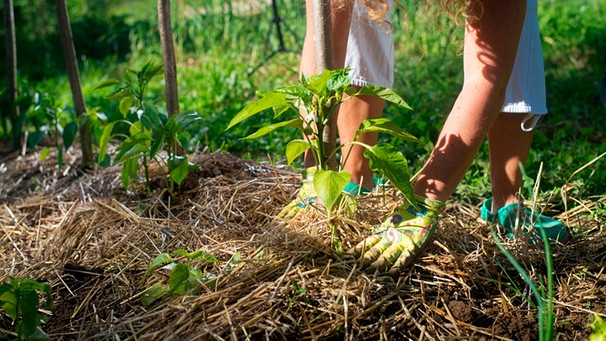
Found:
<box><xmin>331</xmin><ymin>0</ymin><xmax>482</xmax><ymax>23</ymax></box>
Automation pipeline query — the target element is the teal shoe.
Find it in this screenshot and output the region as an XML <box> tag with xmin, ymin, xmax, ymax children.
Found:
<box><xmin>480</xmin><ymin>198</ymin><xmax>571</xmax><ymax>244</ymax></box>
<box><xmin>342</xmin><ymin>177</ymin><xmax>386</xmax><ymax>196</ymax></box>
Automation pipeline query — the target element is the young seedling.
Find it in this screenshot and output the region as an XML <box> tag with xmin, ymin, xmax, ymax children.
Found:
<box><xmin>0</xmin><ymin>277</ymin><xmax>53</xmax><ymax>341</ymax></box>
<box><xmin>140</xmin><ymin>249</ymin><xmax>230</xmax><ymax>306</ymax></box>
<box><xmin>95</xmin><ymin>61</ymin><xmax>203</xmax><ymax>193</ymax></box>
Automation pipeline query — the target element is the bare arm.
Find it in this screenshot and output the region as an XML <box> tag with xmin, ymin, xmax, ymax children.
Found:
<box><xmin>415</xmin><ymin>0</ymin><xmax>528</xmax><ymax>201</ymax></box>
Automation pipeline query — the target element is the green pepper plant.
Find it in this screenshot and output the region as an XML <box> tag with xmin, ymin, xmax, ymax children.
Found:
<box><xmin>0</xmin><ymin>277</ymin><xmax>53</xmax><ymax>341</ymax></box>
<box><xmin>139</xmin><ymin>249</ymin><xmax>238</xmax><ymax>306</ymax></box>
<box><xmin>227</xmin><ymin>69</ymin><xmax>420</xmax><ymax>228</ymax></box>
<box><xmin>95</xmin><ymin>62</ymin><xmax>203</xmax><ymax>193</ymax></box>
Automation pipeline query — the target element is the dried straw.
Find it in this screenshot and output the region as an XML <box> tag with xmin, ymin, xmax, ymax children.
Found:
<box><xmin>0</xmin><ymin>147</ymin><xmax>604</xmax><ymax>340</ymax></box>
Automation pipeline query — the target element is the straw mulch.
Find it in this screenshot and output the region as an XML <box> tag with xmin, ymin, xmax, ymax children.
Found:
<box><xmin>1</xmin><ymin>146</ymin><xmax>605</xmax><ymax>340</ymax></box>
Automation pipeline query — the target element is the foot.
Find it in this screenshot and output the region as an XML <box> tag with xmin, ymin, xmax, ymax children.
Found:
<box><xmin>480</xmin><ymin>198</ymin><xmax>571</xmax><ymax>244</ymax></box>
<box><xmin>349</xmin><ymin>195</ymin><xmax>445</xmax><ymax>275</ymax></box>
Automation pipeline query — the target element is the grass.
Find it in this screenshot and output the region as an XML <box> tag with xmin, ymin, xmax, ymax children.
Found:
<box><xmin>2</xmin><ymin>0</ymin><xmax>605</xmax><ymax>200</ymax></box>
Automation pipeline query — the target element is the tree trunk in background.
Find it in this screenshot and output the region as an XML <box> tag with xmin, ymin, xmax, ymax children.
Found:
<box><xmin>158</xmin><ymin>0</ymin><xmax>180</xmax><ymax>117</ymax></box>
<box><xmin>3</xmin><ymin>0</ymin><xmax>20</xmax><ymax>149</ymax></box>
<box><xmin>55</xmin><ymin>0</ymin><xmax>94</xmax><ymax>170</ymax></box>
<box><xmin>311</xmin><ymin>0</ymin><xmax>337</xmax><ymax>170</ymax></box>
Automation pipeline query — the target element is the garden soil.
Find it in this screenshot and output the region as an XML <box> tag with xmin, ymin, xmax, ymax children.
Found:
<box><xmin>1</xmin><ymin>146</ymin><xmax>604</xmax><ymax>340</ymax></box>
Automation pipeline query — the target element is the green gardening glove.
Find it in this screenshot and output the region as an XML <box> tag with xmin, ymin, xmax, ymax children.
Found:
<box><xmin>349</xmin><ymin>195</ymin><xmax>445</xmax><ymax>275</ymax></box>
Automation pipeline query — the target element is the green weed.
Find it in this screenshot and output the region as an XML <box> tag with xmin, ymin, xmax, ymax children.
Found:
<box><xmin>140</xmin><ymin>249</ymin><xmax>236</xmax><ymax>306</ymax></box>
<box><xmin>0</xmin><ymin>277</ymin><xmax>53</xmax><ymax>341</ymax></box>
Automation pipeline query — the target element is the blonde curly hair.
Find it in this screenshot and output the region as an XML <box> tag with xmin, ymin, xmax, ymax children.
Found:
<box><xmin>331</xmin><ymin>0</ymin><xmax>482</xmax><ymax>23</ymax></box>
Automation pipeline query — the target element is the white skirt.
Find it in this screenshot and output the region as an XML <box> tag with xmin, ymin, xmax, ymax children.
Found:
<box><xmin>344</xmin><ymin>0</ymin><xmax>547</xmax><ymax>117</ymax></box>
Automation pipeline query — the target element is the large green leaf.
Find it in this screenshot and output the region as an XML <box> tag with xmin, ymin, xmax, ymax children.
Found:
<box><xmin>273</xmin><ymin>84</ymin><xmax>313</xmax><ymax>102</ymax></box>
<box><xmin>357</xmin><ymin>84</ymin><xmax>412</xmax><ymax>110</ymax></box>
<box><xmin>242</xmin><ymin>118</ymin><xmax>302</xmax><ymax>140</ymax></box>
<box><xmin>325</xmin><ymin>68</ymin><xmax>352</xmax><ymax>93</ymax></box>
<box><xmin>147</xmin><ymin>253</ymin><xmax>174</xmax><ymax>272</ymax></box>
<box><xmin>167</xmin><ymin>110</ymin><xmax>202</xmax><ymax>135</ymax></box>
<box><xmin>314</xmin><ymin>170</ymin><xmax>351</xmax><ymax>214</ymax></box>
<box><xmin>285</xmin><ymin>139</ymin><xmax>311</xmax><ymax>165</ymax></box>
<box><xmin>119</xmin><ymin>96</ymin><xmax>134</xmax><ymax>117</ymax></box>
<box><xmin>142</xmin><ymin>105</ymin><xmax>165</xmax><ymax>132</ymax></box>
<box><xmin>114</xmin><ymin>133</ymin><xmax>151</xmax><ymax>164</ymax></box>
<box><xmin>357</xmin><ymin>117</ymin><xmax>420</xmax><ymax>143</ymax></box>
<box><xmin>168</xmin><ymin>155</ymin><xmax>190</xmax><ymax>186</ymax></box>
<box><xmin>19</xmin><ymin>289</ymin><xmax>40</xmax><ymax>338</ymax></box>
<box><xmin>149</xmin><ymin>135</ymin><xmax>164</xmax><ymax>159</ymax></box>
<box><xmin>306</xmin><ymin>69</ymin><xmax>333</xmax><ymax>97</ymax></box>
<box><xmin>168</xmin><ymin>264</ymin><xmax>190</xmax><ymax>297</ymax></box>
<box><xmin>364</xmin><ymin>143</ymin><xmax>417</xmax><ymax>209</ymax></box>
<box><xmin>21</xmin><ymin>280</ymin><xmax>52</xmax><ymax>309</ymax></box>
<box><xmin>0</xmin><ymin>287</ymin><xmax>17</xmax><ymax>320</ymax></box>
<box><xmin>98</xmin><ymin>121</ymin><xmax>118</xmax><ymax>164</ymax></box>
<box><xmin>120</xmin><ymin>158</ymin><xmax>139</xmax><ymax>190</ymax></box>
<box><xmin>227</xmin><ymin>92</ymin><xmax>287</xmax><ymax>129</ymax></box>
<box><xmin>141</xmin><ymin>283</ymin><xmax>167</xmax><ymax>306</ymax></box>
<box><xmin>62</xmin><ymin>121</ymin><xmax>78</xmax><ymax>150</ymax></box>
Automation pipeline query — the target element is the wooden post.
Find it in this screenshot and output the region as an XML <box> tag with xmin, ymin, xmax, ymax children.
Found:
<box><xmin>3</xmin><ymin>0</ymin><xmax>20</xmax><ymax>149</ymax></box>
<box><xmin>158</xmin><ymin>0</ymin><xmax>180</xmax><ymax>117</ymax></box>
<box><xmin>311</xmin><ymin>0</ymin><xmax>338</xmax><ymax>170</ymax></box>
<box><xmin>55</xmin><ymin>0</ymin><xmax>94</xmax><ymax>170</ymax></box>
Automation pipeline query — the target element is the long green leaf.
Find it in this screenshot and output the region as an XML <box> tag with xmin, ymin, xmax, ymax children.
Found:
<box><xmin>0</xmin><ymin>289</ymin><xmax>18</xmax><ymax>320</ymax></box>
<box><xmin>121</xmin><ymin>158</ymin><xmax>139</xmax><ymax>190</ymax></box>
<box><xmin>147</xmin><ymin>253</ymin><xmax>173</xmax><ymax>272</ymax></box>
<box><xmin>93</xmin><ymin>79</ymin><xmax>121</xmax><ymax>90</ymax></box>
<box><xmin>242</xmin><ymin>118</ymin><xmax>302</xmax><ymax>140</ymax></box>
<box><xmin>357</xmin><ymin>117</ymin><xmax>420</xmax><ymax>143</ymax></box>
<box><xmin>325</xmin><ymin>68</ymin><xmax>352</xmax><ymax>92</ymax></box>
<box><xmin>364</xmin><ymin>143</ymin><xmax>416</xmax><ymax>208</ymax></box>
<box><xmin>227</xmin><ymin>93</ymin><xmax>287</xmax><ymax>129</ymax></box>
<box><xmin>62</xmin><ymin>121</ymin><xmax>78</xmax><ymax>150</ymax></box>
<box><xmin>357</xmin><ymin>84</ymin><xmax>412</xmax><ymax>110</ymax></box>
<box><xmin>19</xmin><ymin>289</ymin><xmax>40</xmax><ymax>338</ymax></box>
<box><xmin>98</xmin><ymin>121</ymin><xmax>118</xmax><ymax>163</ymax></box>
<box><xmin>114</xmin><ymin>133</ymin><xmax>151</xmax><ymax>164</ymax></box>
<box><xmin>306</xmin><ymin>69</ymin><xmax>333</xmax><ymax>97</ymax></box>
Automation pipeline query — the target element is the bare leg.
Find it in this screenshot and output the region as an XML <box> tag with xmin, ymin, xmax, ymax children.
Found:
<box><xmin>338</xmin><ymin>92</ymin><xmax>385</xmax><ymax>190</ymax></box>
<box><xmin>301</xmin><ymin>0</ymin><xmax>380</xmax><ymax>190</ymax></box>
<box><xmin>488</xmin><ymin>113</ymin><xmax>534</xmax><ymax>210</ymax></box>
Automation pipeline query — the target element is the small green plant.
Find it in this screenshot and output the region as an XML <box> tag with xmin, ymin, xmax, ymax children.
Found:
<box><xmin>285</xmin><ymin>280</ymin><xmax>309</xmax><ymax>314</ymax></box>
<box><xmin>17</xmin><ymin>91</ymin><xmax>79</xmax><ymax>169</ymax></box>
<box><xmin>588</xmin><ymin>314</ymin><xmax>606</xmax><ymax>341</ymax></box>
<box><xmin>489</xmin><ymin>162</ymin><xmax>556</xmax><ymax>341</ymax></box>
<box><xmin>0</xmin><ymin>277</ymin><xmax>53</xmax><ymax>341</ymax></box>
<box><xmin>95</xmin><ymin>61</ymin><xmax>203</xmax><ymax>193</ymax></box>
<box><xmin>227</xmin><ymin>68</ymin><xmax>420</xmax><ymax>216</ymax></box>
<box><xmin>140</xmin><ymin>249</ymin><xmax>228</xmax><ymax>306</ymax></box>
